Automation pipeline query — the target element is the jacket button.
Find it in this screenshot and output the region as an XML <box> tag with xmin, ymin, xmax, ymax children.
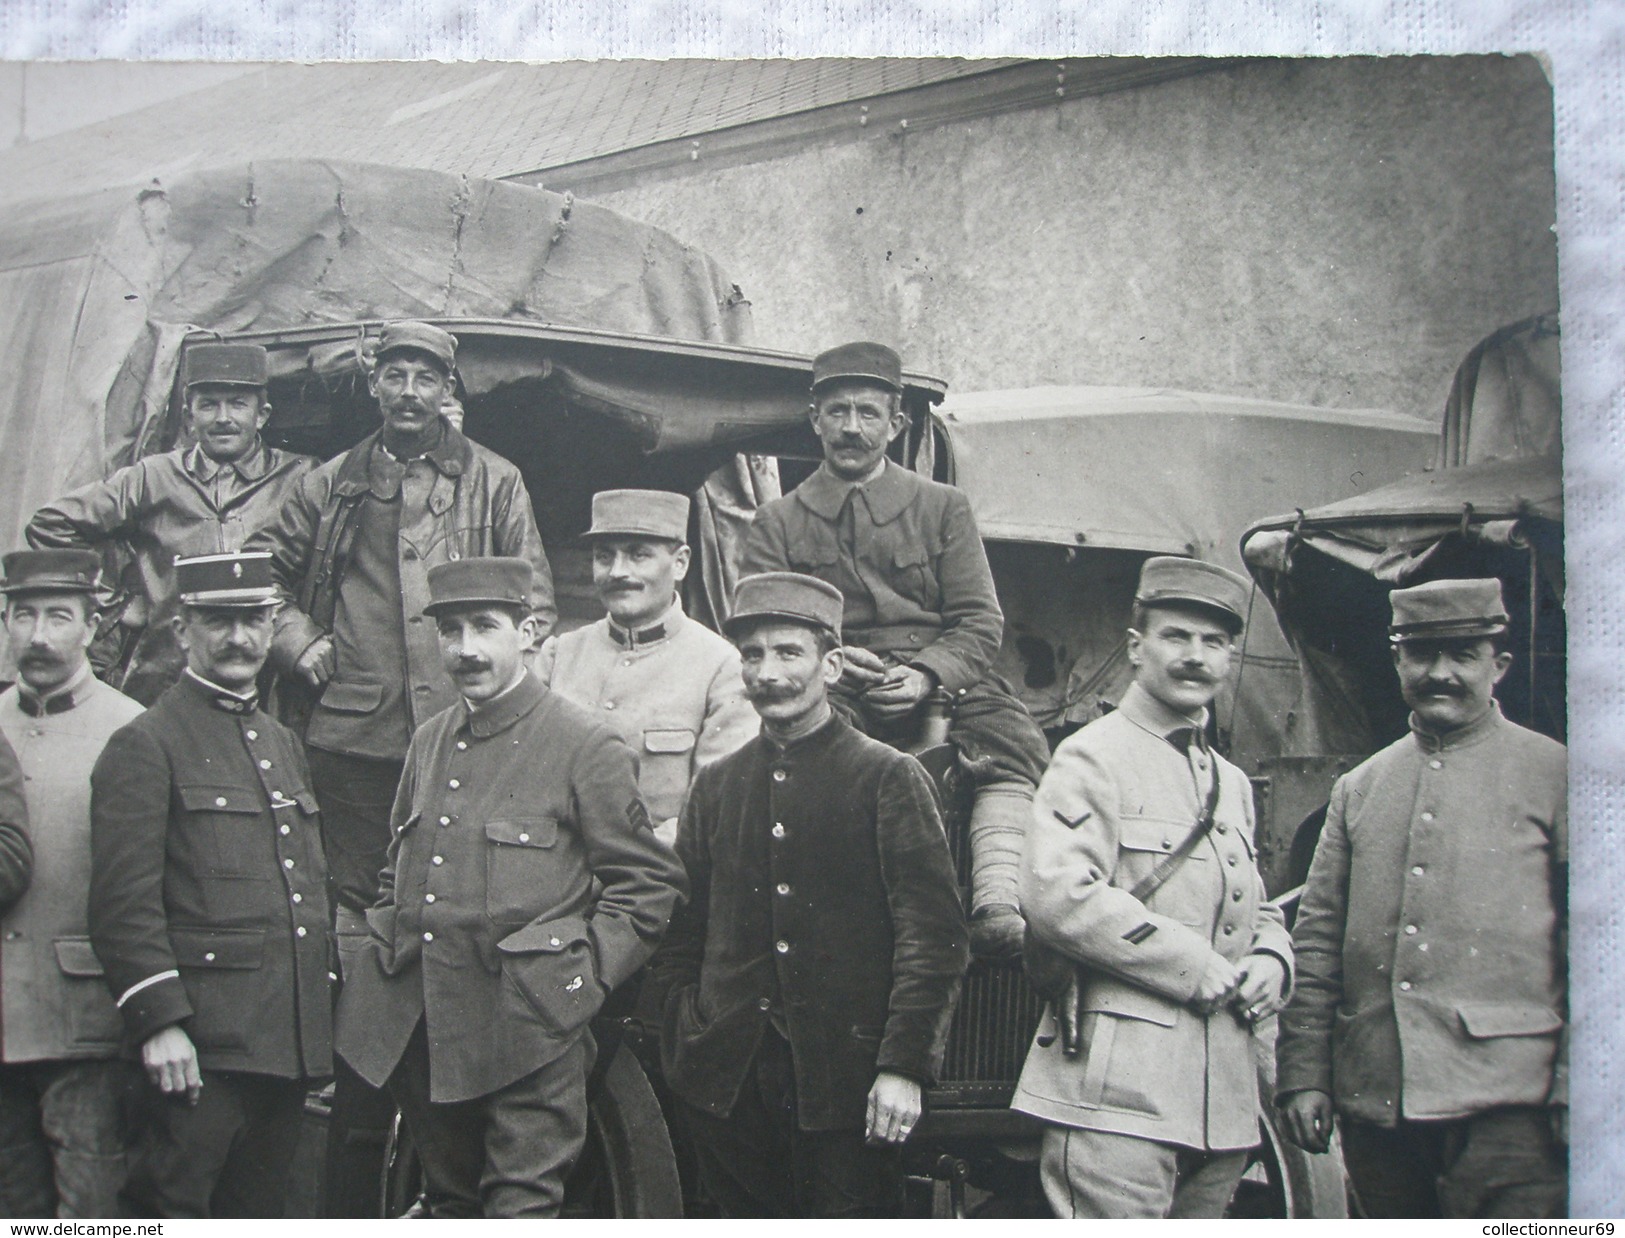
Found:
<box><xmin>439</xmin><ymin>816</ymin><xmax>451</xmax><ymax>826</ymax></box>
<box><xmin>1399</xmin><ymin>981</ymin><xmax>1412</xmax><ymax>991</ymax></box>
<box><xmin>758</xmin><ymin>998</ymin><xmax>772</xmax><ymax>1011</ymax></box>
<box><xmin>1216</xmin><ymin>824</ymin><xmax>1228</xmax><ymax>834</ymax></box>
<box><xmin>423</xmin><ymin>932</ymin><xmax>434</xmax><ymax>942</ymax></box>
<box><xmin>1411</xmin><ymin>865</ymin><xmax>1424</xmax><ymax>876</ymax></box>
<box><xmin>550</xmin><ymin>937</ymin><xmax>561</xmax><ymax>947</ymax></box>
<box><xmin>604</xmin><ymin>701</ymin><xmax>616</xmax><ymax>710</ymax></box>
<box><xmin>771</xmin><ymin>824</ymin><xmax>786</xmax><ymax>839</ymax></box>
<box><xmin>776</xmin><ymin>883</ymin><xmax>790</xmax><ymax>896</ymax></box>
<box><xmin>246</xmin><ymin>730</ymin><xmax>258</xmax><ymax>740</ymax></box>
<box><xmin>1231</xmin><ymin>889</ymin><xmax>1242</xmax><ymax>901</ymax></box>
<box><xmin>1161</xmin><ymin>839</ymin><xmax>1171</xmax><ymax>849</ymax></box>
<box><xmin>292</xmin><ymin>893</ymin><xmax>302</xmax><ymax>904</ymax></box>
<box><xmin>296</xmin><ymin>927</ymin><xmax>307</xmax><ymax>938</ymax></box>
<box><xmin>1227</xmin><ymin>857</ymin><xmax>1237</xmax><ymax>867</ymax></box>
<box><xmin>259</xmin><ymin>759</ymin><xmax>273</xmax><ymax>770</ymax></box>
<box><xmin>1420</xmin><ymin>811</ymin><xmax>1434</xmax><ymax>823</ymax></box>
<box><xmin>772</xmin><ymin>770</ymin><xmax>786</xmax><ymax>782</ymax></box>
<box><xmin>775</xmin><ymin>940</ymin><xmax>790</xmax><ymax>954</ymax></box>
<box><xmin>283</xmin><ymin>859</ymin><xmax>294</xmax><ymax>869</ymax></box>
<box><xmin>519</xmin><ymin>833</ymin><xmax>530</xmax><ymax>843</ymax></box>
<box><xmin>432</xmin><ymin>855</ymin><xmax>444</xmax><ymax>865</ymax></box>
<box><xmin>403</xmin><ymin>549</ymin><xmax>418</xmax><ymax>560</ymax></box>
<box><xmin>1404</xmin><ymin>924</ymin><xmax>1417</xmax><ymax>935</ymax></box>
<box><xmin>204</xmin><ymin>952</ymin><xmax>216</xmax><ymax>962</ymax></box>
<box><xmin>1222</xmin><ymin>925</ymin><xmax>1234</xmax><ymax>935</ymax></box>
<box><xmin>425</xmin><ymin>894</ymin><xmax>436</xmax><ymax>903</ymax></box>
<box><xmin>215</xmin><ymin>796</ymin><xmax>228</xmax><ymax>807</ymax></box>
<box><xmin>280</xmin><ymin>825</ymin><xmax>290</xmax><ymax>836</ymax></box>
<box><xmin>457</xmin><ymin>741</ymin><xmax>467</xmax><ymax>751</ymax></box>
<box><xmin>1429</xmin><ymin>759</ymin><xmax>1442</xmax><ymax>770</ymax></box>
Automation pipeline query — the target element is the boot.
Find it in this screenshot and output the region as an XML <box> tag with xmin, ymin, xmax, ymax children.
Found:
<box><xmin>967</xmin><ymin>783</ymin><xmax>1032</xmax><ymax>962</ymax></box>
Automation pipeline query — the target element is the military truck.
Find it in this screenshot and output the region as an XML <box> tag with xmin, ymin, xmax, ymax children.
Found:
<box><xmin>1</xmin><ymin>157</ymin><xmax>1450</xmax><ymax>1217</ymax></box>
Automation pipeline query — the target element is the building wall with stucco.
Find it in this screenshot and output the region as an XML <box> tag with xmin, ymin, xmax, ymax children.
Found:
<box><xmin>580</xmin><ymin>55</ymin><xmax>1556</xmax><ymax>419</ymax></box>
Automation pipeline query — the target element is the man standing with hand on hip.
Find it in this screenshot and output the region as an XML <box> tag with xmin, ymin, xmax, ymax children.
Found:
<box><xmin>1013</xmin><ymin>556</ymin><xmax>1292</xmax><ymax>1218</ymax></box>
<box><xmin>1277</xmin><ymin>579</ymin><xmax>1567</xmax><ymax>1218</ymax></box>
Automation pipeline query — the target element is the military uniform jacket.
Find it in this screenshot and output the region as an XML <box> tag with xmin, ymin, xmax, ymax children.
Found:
<box><xmin>249</xmin><ymin>420</ymin><xmax>554</xmax><ymax>758</ymax></box>
<box><xmin>1</xmin><ymin>671</ymin><xmax>142</xmax><ymax>1063</ymax></box>
<box><xmin>646</xmin><ymin>712</ymin><xmax>969</xmax><ymax>1131</ymax></box>
<box><xmin>27</xmin><ymin>443</ymin><xmax>315</xmax><ymax>626</ymax></box>
<box><xmin>87</xmin><ymin>673</ymin><xmax>332</xmax><ymax>1078</ymax></box>
<box><xmin>335</xmin><ymin>672</ymin><xmax>686</xmax><ymax>1103</ymax></box>
<box><xmin>741</xmin><ymin>462</ymin><xmax>1003</xmax><ymax>693</ymax></box>
<box><xmin>1013</xmin><ymin>683</ymin><xmax>1293</xmax><ymax>1152</ymax></box>
<box><xmin>543</xmin><ymin>600</ymin><xmax>758</xmax><ymax>829</ymax></box>
<box><xmin>1276</xmin><ymin>704</ymin><xmax>1567</xmax><ymax>1124</ymax></box>
<box><xmin>0</xmin><ymin>731</ymin><xmax>25</xmax><ymax>915</ymax></box>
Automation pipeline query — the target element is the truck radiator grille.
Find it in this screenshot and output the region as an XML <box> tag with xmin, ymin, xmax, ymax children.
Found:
<box><xmin>931</xmin><ymin>961</ymin><xmax>1046</xmax><ymax>1107</ymax></box>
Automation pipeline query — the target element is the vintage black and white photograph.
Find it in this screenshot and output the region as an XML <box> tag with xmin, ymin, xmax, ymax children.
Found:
<box><xmin>0</xmin><ymin>48</ymin><xmax>1587</xmax><ymax>1220</ymax></box>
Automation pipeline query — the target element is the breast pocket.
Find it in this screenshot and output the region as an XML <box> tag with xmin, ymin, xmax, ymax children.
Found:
<box><xmin>1118</xmin><ymin>816</ymin><xmax>1210</xmax><ymax>926</ymax></box>
<box><xmin>485</xmin><ymin>818</ymin><xmax>560</xmax><ymax>922</ymax></box>
<box><xmin>178</xmin><ymin>783</ymin><xmax>268</xmax><ymax>880</ymax></box>
<box><xmin>890</xmin><ymin>543</ymin><xmax>938</xmax><ymax>607</ymax></box>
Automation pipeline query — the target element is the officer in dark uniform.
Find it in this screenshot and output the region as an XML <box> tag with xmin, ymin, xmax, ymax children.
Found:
<box><xmin>88</xmin><ymin>551</ymin><xmax>331</xmax><ymax>1217</ymax></box>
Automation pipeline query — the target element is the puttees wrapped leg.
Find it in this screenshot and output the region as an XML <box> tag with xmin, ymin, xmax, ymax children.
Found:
<box><xmin>967</xmin><ymin>782</ymin><xmax>1031</xmax><ymax>961</ymax></box>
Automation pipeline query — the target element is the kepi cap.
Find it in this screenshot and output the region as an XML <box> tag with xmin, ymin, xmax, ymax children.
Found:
<box><xmin>423</xmin><ymin>557</ymin><xmax>533</xmax><ymax>617</ymax></box>
<box><xmin>1388</xmin><ymin>578</ymin><xmax>1509</xmax><ymax>644</ymax></box>
<box><xmin>1</xmin><ymin>549</ymin><xmax>102</xmax><ymax>597</ymax></box>
<box><xmin>183</xmin><ymin>343</ymin><xmax>269</xmax><ymax>390</ymax></box>
<box><xmin>584</xmin><ymin>490</ymin><xmax>691</xmax><ymax>543</ymax></box>
<box><xmin>374</xmin><ymin>321</ymin><xmax>457</xmax><ymax>374</ymax></box>
<box><xmin>811</xmin><ymin>341</ymin><xmax>902</xmax><ymax>393</ymax></box>
<box><xmin>725</xmin><ymin>571</ymin><xmax>844</xmax><ymax>641</ymax></box>
<box><xmin>175</xmin><ymin>552</ymin><xmax>277</xmax><ymax>609</ymax></box>
<box><xmin>1134</xmin><ymin>556</ymin><xmax>1251</xmax><ymax>634</ymax></box>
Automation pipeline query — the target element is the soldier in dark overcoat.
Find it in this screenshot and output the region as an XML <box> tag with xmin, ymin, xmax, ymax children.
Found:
<box><xmin>88</xmin><ymin>551</ymin><xmax>331</xmax><ymax>1217</ymax></box>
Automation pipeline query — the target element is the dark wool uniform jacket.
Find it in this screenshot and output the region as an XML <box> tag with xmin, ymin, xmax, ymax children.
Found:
<box><xmin>335</xmin><ymin>672</ymin><xmax>686</xmax><ymax>1103</ymax></box>
<box><xmin>87</xmin><ymin>674</ymin><xmax>333</xmax><ymax>1079</ymax></box>
<box><xmin>646</xmin><ymin>712</ymin><xmax>969</xmax><ymax>1130</ymax></box>
<box><xmin>741</xmin><ymin>462</ymin><xmax>1004</xmax><ymax>693</ymax></box>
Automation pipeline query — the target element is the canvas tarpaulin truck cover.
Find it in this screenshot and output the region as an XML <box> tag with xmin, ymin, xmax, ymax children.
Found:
<box><xmin>936</xmin><ymin>386</ymin><xmax>1437</xmax><ymax>772</ymax></box>
<box><xmin>0</xmin><ymin>158</ymin><xmax>754</xmax><ymax>550</ymax></box>
<box><xmin>1241</xmin><ymin>313</ymin><xmax>1564</xmax><ymax>755</ymax></box>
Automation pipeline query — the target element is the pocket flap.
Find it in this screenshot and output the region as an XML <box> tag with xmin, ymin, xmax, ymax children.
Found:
<box><xmin>320</xmin><ymin>679</ymin><xmax>384</xmax><ymax>714</ymax></box>
<box><xmin>1118</xmin><ymin>817</ymin><xmax>1189</xmax><ymax>856</ymax></box>
<box><xmin>498</xmin><ymin>915</ymin><xmax>589</xmax><ymax>956</ymax></box>
<box><xmin>892</xmin><ymin>544</ymin><xmax>931</xmax><ymax>568</ymax></box>
<box><xmin>54</xmin><ymin>937</ymin><xmax>105</xmax><ymax>978</ymax></box>
<box><xmin>1081</xmin><ymin>978</ymin><xmax>1179</xmax><ymax>1027</ymax></box>
<box><xmin>644</xmin><ymin>728</ymin><xmax>697</xmax><ymax>755</ymax></box>
<box><xmin>170</xmin><ymin>927</ymin><xmax>266</xmax><ymax>970</ymax></box>
<box><xmin>485</xmin><ymin>818</ymin><xmax>559</xmax><ymax>849</ymax></box>
<box><xmin>178</xmin><ymin>783</ymin><xmax>261</xmax><ymax>815</ymax></box>
<box><xmin>1458</xmin><ymin>1002</ymin><xmax>1564</xmax><ymax>1039</ymax></box>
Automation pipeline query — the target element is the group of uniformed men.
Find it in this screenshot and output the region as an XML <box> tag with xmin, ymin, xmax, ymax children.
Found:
<box><xmin>0</xmin><ymin>323</ymin><xmax>1567</xmax><ymax>1219</ymax></box>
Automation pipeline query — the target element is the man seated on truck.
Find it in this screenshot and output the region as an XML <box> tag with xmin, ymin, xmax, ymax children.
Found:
<box><xmin>26</xmin><ymin>343</ymin><xmax>314</xmax><ymax>704</ymax></box>
<box><xmin>741</xmin><ymin>342</ymin><xmax>1049</xmax><ymax>961</ymax></box>
<box><xmin>334</xmin><ymin>557</ymin><xmax>685</xmax><ymax>1218</ymax></box>
<box><xmin>1013</xmin><ymin>556</ymin><xmax>1293</xmax><ymax>1218</ymax></box>
<box><xmin>645</xmin><ymin>571</ymin><xmax>967</xmax><ymax>1218</ymax></box>
<box><xmin>540</xmin><ymin>489</ymin><xmax>758</xmax><ymax>846</ymax></box>
<box><xmin>1276</xmin><ymin>579</ymin><xmax>1568</xmax><ymax>1218</ymax></box>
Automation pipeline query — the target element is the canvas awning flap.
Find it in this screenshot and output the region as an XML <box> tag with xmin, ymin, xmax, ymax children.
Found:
<box><xmin>0</xmin><ymin>158</ymin><xmax>761</xmax><ymax>547</ymax></box>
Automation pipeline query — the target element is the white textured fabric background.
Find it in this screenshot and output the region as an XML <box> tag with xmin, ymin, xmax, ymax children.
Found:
<box><xmin>0</xmin><ymin>0</ymin><xmax>1618</xmax><ymax>1218</ymax></box>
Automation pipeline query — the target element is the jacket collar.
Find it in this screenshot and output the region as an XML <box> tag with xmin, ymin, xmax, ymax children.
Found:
<box><xmin>1408</xmin><ymin>698</ymin><xmax>1505</xmax><ymax>753</ymax></box>
<box><xmin>185</xmin><ymin>440</ymin><xmax>273</xmax><ymax>483</ymax></box>
<box><xmin>334</xmin><ymin>416</ymin><xmax>469</xmax><ymax>498</ymax></box>
<box><xmin>607</xmin><ymin>597</ymin><xmax>685</xmax><ymax>650</ymax></box>
<box><xmin>465</xmin><ymin>668</ymin><xmax>546</xmax><ymax>739</ymax></box>
<box><xmin>1115</xmin><ymin>682</ymin><xmax>1210</xmax><ymax>750</ymax></box>
<box><xmin>179</xmin><ymin>667</ymin><xmax>260</xmax><ymax>715</ymax></box>
<box><xmin>792</xmin><ymin>459</ymin><xmax>918</xmax><ymax>525</ymax></box>
<box><xmin>761</xmin><ymin>706</ymin><xmax>845</xmax><ymax>759</ymax></box>
<box><xmin>16</xmin><ymin>661</ymin><xmax>94</xmax><ymax>716</ymax></box>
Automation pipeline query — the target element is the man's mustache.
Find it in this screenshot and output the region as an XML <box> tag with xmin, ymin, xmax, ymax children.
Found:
<box><xmin>453</xmin><ymin>656</ymin><xmax>492</xmax><ymax>674</ymax></box>
<box><xmin>746</xmin><ymin>684</ymin><xmax>799</xmax><ymax>703</ymax></box>
<box><xmin>17</xmin><ymin>648</ymin><xmax>62</xmax><ymax>664</ymax></box>
<box><xmin>1416</xmin><ymin>680</ymin><xmax>1465</xmax><ymax>697</ymax></box>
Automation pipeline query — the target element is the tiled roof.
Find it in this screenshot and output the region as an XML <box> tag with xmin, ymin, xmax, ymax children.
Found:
<box><xmin>1</xmin><ymin>58</ymin><xmax>1017</xmax><ymax>203</ymax></box>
